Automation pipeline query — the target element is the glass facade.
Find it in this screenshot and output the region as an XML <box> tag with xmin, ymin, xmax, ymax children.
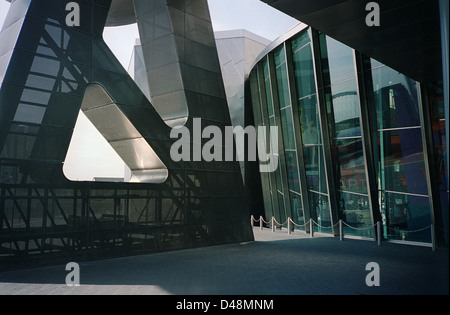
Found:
<box><xmin>369</xmin><ymin>60</ymin><xmax>432</xmax><ymax>242</ymax></box>
<box><xmin>249</xmin><ymin>26</ymin><xmax>449</xmax><ymax>244</ymax></box>
<box><xmin>319</xmin><ymin>35</ymin><xmax>372</xmax><ymax>237</ymax></box>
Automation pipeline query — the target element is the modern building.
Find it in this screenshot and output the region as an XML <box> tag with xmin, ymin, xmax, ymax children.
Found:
<box><xmin>248</xmin><ymin>18</ymin><xmax>448</xmax><ymax>244</ymax></box>
<box><xmin>0</xmin><ymin>0</ymin><xmax>448</xmax><ymax>270</ymax></box>
<box><xmin>0</xmin><ymin>0</ymin><xmax>254</xmax><ymax>269</ymax></box>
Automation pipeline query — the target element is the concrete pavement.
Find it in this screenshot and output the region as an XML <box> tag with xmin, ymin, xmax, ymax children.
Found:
<box><xmin>0</xmin><ymin>228</ymin><xmax>448</xmax><ymax>295</ymax></box>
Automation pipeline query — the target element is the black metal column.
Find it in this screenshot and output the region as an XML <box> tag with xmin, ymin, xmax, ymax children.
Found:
<box><xmin>354</xmin><ymin>52</ymin><xmax>382</xmax><ymax>233</ymax></box>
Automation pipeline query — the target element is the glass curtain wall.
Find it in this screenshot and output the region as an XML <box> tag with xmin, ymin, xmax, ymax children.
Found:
<box><xmin>250</xmin><ymin>61</ymin><xmax>279</xmax><ymax>222</ymax></box>
<box><xmin>318</xmin><ymin>35</ymin><xmax>373</xmax><ymax>237</ymax></box>
<box><xmin>290</xmin><ymin>30</ymin><xmax>332</xmax><ymax>233</ymax></box>
<box><xmin>370</xmin><ymin>60</ymin><xmax>432</xmax><ymax>242</ymax></box>
<box><xmin>262</xmin><ymin>57</ymin><xmax>286</xmax><ymax>223</ymax></box>
<box><xmin>249</xmin><ymin>26</ymin><xmax>444</xmax><ymax>244</ymax></box>
<box><xmin>273</xmin><ymin>45</ymin><xmax>304</xmax><ymax>226</ymax></box>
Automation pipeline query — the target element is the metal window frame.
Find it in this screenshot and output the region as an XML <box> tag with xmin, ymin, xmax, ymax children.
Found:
<box><xmin>310</xmin><ymin>29</ymin><xmax>339</xmax><ymax>236</ymax></box>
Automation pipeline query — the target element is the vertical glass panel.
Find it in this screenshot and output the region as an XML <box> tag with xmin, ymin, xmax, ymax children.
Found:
<box><xmin>275</xmin><ymin>155</ymin><xmax>283</xmax><ymax>192</ymax></box>
<box><xmin>264</xmin><ymin>78</ymin><xmax>274</xmax><ymax>117</ymax></box>
<box><xmin>339</xmin><ymin>192</ymin><xmax>373</xmax><ymax>238</ymax></box>
<box><xmin>309</xmin><ymin>192</ymin><xmax>331</xmax><ymax>233</ymax></box>
<box><xmin>292</xmin><ymin>44</ymin><xmax>315</xmax><ymax>98</ymax></box>
<box><xmin>382</xmin><ymin>192</ymin><xmax>431</xmax><ymax>243</ymax></box>
<box><xmin>370</xmin><ymin>58</ymin><xmax>384</xmax><ymax>69</ymax></box>
<box><xmin>276</xmin><ymin>62</ymin><xmax>290</xmax><ymax>109</ymax></box>
<box><xmin>304</xmin><ymin>145</ymin><xmax>327</xmax><ymax>194</ymax></box>
<box><xmin>263</xmin><ymin>57</ymin><xmax>270</xmax><ymax>80</ymax></box>
<box><xmin>321</xmin><ymin>35</ymin><xmax>355</xmax><ymax>85</ymax></box>
<box><xmin>299</xmin><ymin>95</ymin><xmax>321</xmax><ymax>145</ymax></box>
<box><xmin>378</xmin><ymin>128</ymin><xmax>428</xmax><ymax>195</ymax></box>
<box><xmin>334</xmin><ymin>138</ymin><xmax>367</xmax><ymax>194</ymax></box>
<box><xmin>285</xmin><ymin>150</ymin><xmax>300</xmax><ymax>193</ymax></box>
<box><xmin>291</xmin><ymin>30</ymin><xmax>311</xmax><ymax>53</ymax></box>
<box><xmin>277</xmin><ymin>191</ymin><xmax>286</xmax><ymax>222</ymax></box>
<box><xmin>291</xmin><ymin>195</ymin><xmax>304</xmax><ymax>227</ymax></box>
<box><xmin>371</xmin><ymin>64</ymin><xmax>420</xmax><ymax>129</ymax></box>
<box><xmin>273</xmin><ymin>45</ymin><xmax>286</xmax><ymax>67</ymax></box>
<box><xmin>280</xmin><ymin>107</ymin><xmax>295</xmax><ymax>149</ymax></box>
<box><xmin>327</xmin><ymin>79</ymin><xmax>361</xmax><ymax>137</ymax></box>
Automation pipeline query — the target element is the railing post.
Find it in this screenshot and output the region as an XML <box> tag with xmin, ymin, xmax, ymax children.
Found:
<box><xmin>431</xmin><ymin>224</ymin><xmax>436</xmax><ymax>251</ymax></box>
<box><xmin>251</xmin><ymin>215</ymin><xmax>253</xmax><ymax>228</ymax></box>
<box><xmin>288</xmin><ymin>218</ymin><xmax>291</xmax><ymax>234</ymax></box>
<box><xmin>260</xmin><ymin>216</ymin><xmax>263</xmax><ymax>230</ymax></box>
<box><xmin>377</xmin><ymin>221</ymin><xmax>382</xmax><ymax>246</ymax></box>
<box><xmin>310</xmin><ymin>220</ymin><xmax>313</xmax><ymax>238</ymax></box>
<box><xmin>272</xmin><ymin>217</ymin><xmax>275</xmax><ymax>232</ymax></box>
<box><xmin>339</xmin><ymin>220</ymin><xmax>343</xmax><ymax>241</ymax></box>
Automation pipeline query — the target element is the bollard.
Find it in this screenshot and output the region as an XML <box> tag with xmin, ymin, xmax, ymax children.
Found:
<box><xmin>377</xmin><ymin>221</ymin><xmax>382</xmax><ymax>246</ymax></box>
<box><xmin>431</xmin><ymin>224</ymin><xmax>436</xmax><ymax>252</ymax></box>
<box><xmin>260</xmin><ymin>216</ymin><xmax>263</xmax><ymax>230</ymax></box>
<box><xmin>310</xmin><ymin>220</ymin><xmax>313</xmax><ymax>238</ymax></box>
<box><xmin>288</xmin><ymin>218</ymin><xmax>291</xmax><ymax>234</ymax></box>
<box><xmin>339</xmin><ymin>220</ymin><xmax>343</xmax><ymax>241</ymax></box>
<box><xmin>251</xmin><ymin>215</ymin><xmax>253</xmax><ymax>228</ymax></box>
<box><xmin>272</xmin><ymin>217</ymin><xmax>275</xmax><ymax>232</ymax></box>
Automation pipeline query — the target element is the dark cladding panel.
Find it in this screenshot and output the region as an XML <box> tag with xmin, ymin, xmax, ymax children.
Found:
<box><xmin>0</xmin><ymin>0</ymin><xmax>252</xmax><ymax>269</ymax></box>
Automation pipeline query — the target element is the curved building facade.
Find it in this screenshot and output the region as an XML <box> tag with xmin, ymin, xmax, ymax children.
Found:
<box><xmin>249</xmin><ymin>24</ymin><xmax>449</xmax><ymax>244</ymax></box>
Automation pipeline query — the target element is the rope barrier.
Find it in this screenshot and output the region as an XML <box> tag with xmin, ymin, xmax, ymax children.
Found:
<box><xmin>385</xmin><ymin>225</ymin><xmax>431</xmax><ymax>233</ymax></box>
<box><xmin>310</xmin><ymin>219</ymin><xmax>339</xmax><ymax>229</ymax></box>
<box><xmin>272</xmin><ymin>217</ymin><xmax>289</xmax><ymax>227</ymax></box>
<box><xmin>289</xmin><ymin>218</ymin><xmax>308</xmax><ymax>227</ymax></box>
<box><xmin>250</xmin><ymin>215</ymin><xmax>442</xmax><ymax>251</ymax></box>
<box><xmin>341</xmin><ymin>221</ymin><xmax>375</xmax><ymax>231</ymax></box>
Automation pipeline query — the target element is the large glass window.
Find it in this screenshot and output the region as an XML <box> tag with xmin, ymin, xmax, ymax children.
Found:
<box><xmin>292</xmin><ymin>43</ymin><xmax>315</xmax><ymax>99</ymax></box>
<box><xmin>371</xmin><ymin>60</ymin><xmax>432</xmax><ymax>243</ymax></box>
<box><xmin>320</xmin><ymin>34</ymin><xmax>371</xmax><ymax>237</ymax></box>
<box><xmin>273</xmin><ymin>44</ymin><xmax>302</xmax><ymax>222</ymax></box>
<box><xmin>291</xmin><ymin>30</ymin><xmax>331</xmax><ymax>232</ymax></box>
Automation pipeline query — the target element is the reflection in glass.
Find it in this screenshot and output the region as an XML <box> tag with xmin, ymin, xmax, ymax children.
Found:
<box><xmin>378</xmin><ymin>128</ymin><xmax>428</xmax><ymax>196</ymax></box>
<box><xmin>14</xmin><ymin>104</ymin><xmax>46</xmax><ymax>124</ymax></box>
<box><xmin>285</xmin><ymin>150</ymin><xmax>300</xmax><ymax>193</ymax></box>
<box><xmin>381</xmin><ymin>192</ymin><xmax>431</xmax><ymax>242</ymax></box>
<box><xmin>277</xmin><ymin>191</ymin><xmax>286</xmax><ymax>222</ymax></box>
<box><xmin>274</xmin><ymin>45</ymin><xmax>286</xmax><ymax>67</ymax></box>
<box><xmin>291</xmin><ymin>195</ymin><xmax>304</xmax><ymax>227</ymax></box>
<box><xmin>276</xmin><ymin>62</ymin><xmax>290</xmax><ymax>109</ymax></box>
<box><xmin>309</xmin><ymin>192</ymin><xmax>331</xmax><ymax>233</ymax></box>
<box><xmin>327</xmin><ymin>79</ymin><xmax>361</xmax><ymax>138</ymax></box>
<box><xmin>334</xmin><ymin>138</ymin><xmax>367</xmax><ymax>194</ymax></box>
<box><xmin>299</xmin><ymin>95</ymin><xmax>321</xmax><ymax>145</ymax></box>
<box><xmin>372</xmin><ymin>65</ymin><xmax>420</xmax><ymax>130</ymax></box>
<box><xmin>304</xmin><ymin>145</ymin><xmax>327</xmax><ymax>194</ymax></box>
<box><xmin>339</xmin><ymin>192</ymin><xmax>373</xmax><ymax>238</ymax></box>
<box><xmin>291</xmin><ymin>30</ymin><xmax>310</xmax><ymax>53</ymax></box>
<box><xmin>280</xmin><ymin>107</ymin><xmax>295</xmax><ymax>149</ymax></box>
<box><xmin>264</xmin><ymin>77</ymin><xmax>274</xmax><ymax>117</ymax></box>
<box><xmin>320</xmin><ymin>34</ymin><xmax>355</xmax><ymax>86</ymax></box>
<box><xmin>292</xmin><ymin>43</ymin><xmax>315</xmax><ymax>98</ymax></box>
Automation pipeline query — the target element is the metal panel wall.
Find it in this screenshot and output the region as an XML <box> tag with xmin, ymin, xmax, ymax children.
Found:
<box><xmin>0</xmin><ymin>0</ymin><xmax>252</xmax><ymax>269</ymax></box>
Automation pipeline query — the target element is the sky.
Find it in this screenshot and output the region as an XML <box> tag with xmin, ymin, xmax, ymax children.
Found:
<box><xmin>0</xmin><ymin>0</ymin><xmax>298</xmax><ymax>181</ymax></box>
